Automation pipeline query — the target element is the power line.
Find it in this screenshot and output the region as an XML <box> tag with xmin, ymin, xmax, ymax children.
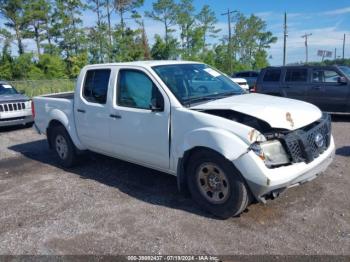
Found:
<box><xmin>301</xmin><ymin>33</ymin><xmax>312</xmax><ymax>63</ymax></box>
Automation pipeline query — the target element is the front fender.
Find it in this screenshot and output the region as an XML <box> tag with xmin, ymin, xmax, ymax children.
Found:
<box><xmin>179</xmin><ymin>127</ymin><xmax>249</xmax><ymax>161</ymax></box>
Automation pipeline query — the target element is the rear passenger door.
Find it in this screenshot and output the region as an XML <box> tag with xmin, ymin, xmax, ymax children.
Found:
<box><xmin>281</xmin><ymin>68</ymin><xmax>309</xmax><ymax>101</ymax></box>
<box><xmin>308</xmin><ymin>68</ymin><xmax>349</xmax><ymax>112</ymax></box>
<box><xmin>75</xmin><ymin>68</ymin><xmax>113</xmax><ymax>153</ymax></box>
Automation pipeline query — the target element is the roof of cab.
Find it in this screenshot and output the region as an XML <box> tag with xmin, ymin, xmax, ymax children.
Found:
<box><xmin>83</xmin><ymin>60</ymin><xmax>202</xmax><ymax>69</ymax></box>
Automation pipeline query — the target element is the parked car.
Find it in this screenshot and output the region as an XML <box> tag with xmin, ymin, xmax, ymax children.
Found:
<box><xmin>230</xmin><ymin>77</ymin><xmax>249</xmax><ymax>91</ymax></box>
<box><xmin>255</xmin><ymin>65</ymin><xmax>350</xmax><ymax>112</ymax></box>
<box><xmin>233</xmin><ymin>71</ymin><xmax>259</xmax><ymax>89</ymax></box>
<box><xmin>33</xmin><ymin>61</ymin><xmax>334</xmax><ymax>218</ymax></box>
<box><xmin>0</xmin><ymin>81</ymin><xmax>33</xmax><ymax>127</ymax></box>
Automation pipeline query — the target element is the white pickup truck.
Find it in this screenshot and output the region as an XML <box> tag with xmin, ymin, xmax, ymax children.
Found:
<box><xmin>33</xmin><ymin>61</ymin><xmax>335</xmax><ymax>218</ymax></box>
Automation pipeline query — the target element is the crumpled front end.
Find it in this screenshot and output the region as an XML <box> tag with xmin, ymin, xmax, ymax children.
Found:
<box><xmin>233</xmin><ymin>113</ymin><xmax>335</xmax><ymax>202</ymax></box>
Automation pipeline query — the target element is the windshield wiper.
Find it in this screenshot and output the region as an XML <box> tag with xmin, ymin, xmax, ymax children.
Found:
<box><xmin>183</xmin><ymin>91</ymin><xmax>242</xmax><ymax>107</ymax></box>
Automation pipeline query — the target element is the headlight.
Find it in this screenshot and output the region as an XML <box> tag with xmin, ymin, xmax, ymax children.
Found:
<box><xmin>26</xmin><ymin>100</ymin><xmax>32</xmax><ymax>108</ymax></box>
<box><xmin>250</xmin><ymin>140</ymin><xmax>290</xmax><ymax>167</ymax></box>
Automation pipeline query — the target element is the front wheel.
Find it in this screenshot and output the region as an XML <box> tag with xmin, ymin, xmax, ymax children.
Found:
<box><xmin>186</xmin><ymin>149</ymin><xmax>250</xmax><ymax>219</ymax></box>
<box><xmin>50</xmin><ymin>125</ymin><xmax>77</xmax><ymax>168</ymax></box>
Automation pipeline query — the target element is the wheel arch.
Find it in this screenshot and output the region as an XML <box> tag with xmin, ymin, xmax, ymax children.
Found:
<box><xmin>46</xmin><ymin>108</ymin><xmax>85</xmax><ymax>150</ymax></box>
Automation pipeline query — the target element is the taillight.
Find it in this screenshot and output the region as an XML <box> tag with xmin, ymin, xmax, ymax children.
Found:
<box><xmin>31</xmin><ymin>100</ymin><xmax>35</xmax><ymax>119</ymax></box>
<box><xmin>251</xmin><ymin>85</ymin><xmax>257</xmax><ymax>93</ymax></box>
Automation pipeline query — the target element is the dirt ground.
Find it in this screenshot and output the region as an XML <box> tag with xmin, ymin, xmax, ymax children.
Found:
<box><xmin>0</xmin><ymin>116</ymin><xmax>349</xmax><ymax>255</ymax></box>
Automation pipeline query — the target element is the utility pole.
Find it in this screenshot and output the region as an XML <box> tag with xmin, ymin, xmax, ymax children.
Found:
<box><xmin>221</xmin><ymin>9</ymin><xmax>237</xmax><ymax>74</ymax></box>
<box><xmin>343</xmin><ymin>34</ymin><xmax>346</xmax><ymax>59</ymax></box>
<box><xmin>335</xmin><ymin>48</ymin><xmax>337</xmax><ymax>60</ymax></box>
<box><xmin>283</xmin><ymin>12</ymin><xmax>288</xmax><ymax>66</ymax></box>
<box><xmin>301</xmin><ymin>33</ymin><xmax>312</xmax><ymax>63</ymax></box>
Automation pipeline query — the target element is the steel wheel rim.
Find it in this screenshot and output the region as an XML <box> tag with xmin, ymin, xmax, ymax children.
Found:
<box><xmin>55</xmin><ymin>135</ymin><xmax>68</xmax><ymax>160</ymax></box>
<box><xmin>196</xmin><ymin>162</ymin><xmax>230</xmax><ymax>204</ymax></box>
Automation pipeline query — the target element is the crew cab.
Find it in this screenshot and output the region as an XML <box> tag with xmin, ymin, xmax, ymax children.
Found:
<box><xmin>256</xmin><ymin>65</ymin><xmax>350</xmax><ymax>112</ymax></box>
<box><xmin>33</xmin><ymin>61</ymin><xmax>335</xmax><ymax>218</ymax></box>
<box><xmin>0</xmin><ymin>81</ymin><xmax>33</xmax><ymax>127</ymax></box>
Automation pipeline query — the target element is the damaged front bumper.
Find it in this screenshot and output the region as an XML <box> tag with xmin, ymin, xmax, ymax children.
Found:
<box><xmin>233</xmin><ymin>136</ymin><xmax>335</xmax><ymax>203</ymax></box>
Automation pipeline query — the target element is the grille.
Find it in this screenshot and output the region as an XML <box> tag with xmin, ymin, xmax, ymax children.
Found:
<box><xmin>282</xmin><ymin>114</ymin><xmax>331</xmax><ymax>164</ymax></box>
<box><xmin>0</xmin><ymin>102</ymin><xmax>26</xmax><ymax>112</ymax></box>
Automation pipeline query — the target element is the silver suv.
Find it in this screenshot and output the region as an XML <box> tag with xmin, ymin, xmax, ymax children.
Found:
<box><xmin>0</xmin><ymin>81</ymin><xmax>33</xmax><ymax>127</ymax></box>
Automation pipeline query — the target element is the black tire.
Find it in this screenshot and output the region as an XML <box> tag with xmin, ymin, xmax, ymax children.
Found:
<box><xmin>25</xmin><ymin>122</ymin><xmax>34</xmax><ymax>128</ymax></box>
<box><xmin>186</xmin><ymin>149</ymin><xmax>250</xmax><ymax>219</ymax></box>
<box><xmin>50</xmin><ymin>125</ymin><xmax>77</xmax><ymax>168</ymax></box>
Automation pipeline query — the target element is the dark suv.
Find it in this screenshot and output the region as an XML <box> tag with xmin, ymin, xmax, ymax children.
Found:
<box><xmin>233</xmin><ymin>70</ymin><xmax>259</xmax><ymax>89</ymax></box>
<box><xmin>255</xmin><ymin>65</ymin><xmax>350</xmax><ymax>112</ymax></box>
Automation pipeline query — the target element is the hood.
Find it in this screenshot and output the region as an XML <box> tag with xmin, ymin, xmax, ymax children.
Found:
<box><xmin>0</xmin><ymin>93</ymin><xmax>30</xmax><ymax>103</ymax></box>
<box><xmin>231</xmin><ymin>77</ymin><xmax>247</xmax><ymax>83</ymax></box>
<box><xmin>190</xmin><ymin>93</ymin><xmax>322</xmax><ymax>130</ymax></box>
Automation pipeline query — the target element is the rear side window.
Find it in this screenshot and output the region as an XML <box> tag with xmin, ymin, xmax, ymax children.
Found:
<box><xmin>263</xmin><ymin>69</ymin><xmax>281</xmax><ymax>82</ymax></box>
<box><xmin>285</xmin><ymin>69</ymin><xmax>308</xmax><ymax>82</ymax></box>
<box><xmin>251</xmin><ymin>72</ymin><xmax>259</xmax><ymax>77</ymax></box>
<box><xmin>83</xmin><ymin>69</ymin><xmax>111</xmax><ymax>104</ymax></box>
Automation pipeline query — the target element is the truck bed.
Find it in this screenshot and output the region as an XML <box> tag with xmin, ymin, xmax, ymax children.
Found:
<box><xmin>41</xmin><ymin>91</ymin><xmax>74</xmax><ymax>100</ymax></box>
<box><xmin>33</xmin><ymin>91</ymin><xmax>76</xmax><ymax>137</ymax></box>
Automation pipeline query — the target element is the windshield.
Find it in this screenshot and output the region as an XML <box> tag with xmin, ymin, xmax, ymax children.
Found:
<box><xmin>339</xmin><ymin>66</ymin><xmax>350</xmax><ymax>78</ymax></box>
<box><xmin>152</xmin><ymin>63</ymin><xmax>244</xmax><ymax>106</ymax></box>
<box><xmin>0</xmin><ymin>83</ymin><xmax>18</xmax><ymax>95</ymax></box>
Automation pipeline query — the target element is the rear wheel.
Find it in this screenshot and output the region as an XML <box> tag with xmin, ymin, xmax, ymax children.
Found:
<box><xmin>186</xmin><ymin>149</ymin><xmax>250</xmax><ymax>219</ymax></box>
<box><xmin>50</xmin><ymin>125</ymin><xmax>77</xmax><ymax>168</ymax></box>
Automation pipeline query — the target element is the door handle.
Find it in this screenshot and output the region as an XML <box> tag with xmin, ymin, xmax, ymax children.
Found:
<box><xmin>110</xmin><ymin>114</ymin><xmax>122</xmax><ymax>119</ymax></box>
<box><xmin>312</xmin><ymin>86</ymin><xmax>321</xmax><ymax>90</ymax></box>
<box><xmin>77</xmin><ymin>109</ymin><xmax>86</xmax><ymax>113</ymax></box>
<box><xmin>282</xmin><ymin>86</ymin><xmax>290</xmax><ymax>88</ymax></box>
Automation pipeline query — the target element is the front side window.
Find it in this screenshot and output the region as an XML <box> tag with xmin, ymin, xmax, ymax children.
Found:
<box><xmin>83</xmin><ymin>69</ymin><xmax>111</xmax><ymax>104</ymax></box>
<box><xmin>263</xmin><ymin>69</ymin><xmax>281</xmax><ymax>82</ymax></box>
<box><xmin>312</xmin><ymin>70</ymin><xmax>341</xmax><ymax>83</ymax></box>
<box><xmin>152</xmin><ymin>63</ymin><xmax>243</xmax><ymax>105</ymax></box>
<box><xmin>339</xmin><ymin>66</ymin><xmax>350</xmax><ymax>78</ymax></box>
<box><xmin>0</xmin><ymin>83</ymin><xmax>18</xmax><ymax>95</ymax></box>
<box><xmin>117</xmin><ymin>69</ymin><xmax>162</xmax><ymax>110</ymax></box>
<box><xmin>285</xmin><ymin>69</ymin><xmax>308</xmax><ymax>82</ymax></box>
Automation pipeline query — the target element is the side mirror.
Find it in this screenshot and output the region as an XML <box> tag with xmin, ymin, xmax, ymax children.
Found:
<box><xmin>338</xmin><ymin>76</ymin><xmax>347</xmax><ymax>84</ymax></box>
<box><xmin>149</xmin><ymin>97</ymin><xmax>164</xmax><ymax>112</ymax></box>
<box><xmin>19</xmin><ymin>90</ymin><xmax>25</xmax><ymax>95</ymax></box>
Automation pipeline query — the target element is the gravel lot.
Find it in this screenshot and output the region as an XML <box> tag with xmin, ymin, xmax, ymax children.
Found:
<box><xmin>0</xmin><ymin>116</ymin><xmax>349</xmax><ymax>255</ymax></box>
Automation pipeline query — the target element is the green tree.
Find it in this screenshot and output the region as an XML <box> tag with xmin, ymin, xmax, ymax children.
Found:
<box><xmin>87</xmin><ymin>0</ymin><xmax>108</xmax><ymax>62</ymax></box>
<box><xmin>146</xmin><ymin>0</ymin><xmax>177</xmax><ymax>45</ymax></box>
<box><xmin>176</xmin><ymin>0</ymin><xmax>195</xmax><ymax>54</ymax></box>
<box><xmin>114</xmin><ymin>0</ymin><xmax>144</xmax><ymax>32</ymax></box>
<box><xmin>151</xmin><ymin>34</ymin><xmax>178</xmax><ymax>59</ymax></box>
<box><xmin>37</xmin><ymin>54</ymin><xmax>67</xmax><ymax>79</ymax></box>
<box><xmin>0</xmin><ymin>0</ymin><xmax>28</xmax><ymax>54</ymax></box>
<box><xmin>233</xmin><ymin>13</ymin><xmax>277</xmax><ymax>68</ymax></box>
<box><xmin>67</xmin><ymin>52</ymin><xmax>88</xmax><ymax>78</ymax></box>
<box><xmin>12</xmin><ymin>53</ymin><xmax>44</xmax><ymax>79</ymax></box>
<box><xmin>52</xmin><ymin>0</ymin><xmax>86</xmax><ymax>59</ymax></box>
<box><xmin>197</xmin><ymin>5</ymin><xmax>220</xmax><ymax>51</ymax></box>
<box><xmin>24</xmin><ymin>0</ymin><xmax>51</xmax><ymax>56</ymax></box>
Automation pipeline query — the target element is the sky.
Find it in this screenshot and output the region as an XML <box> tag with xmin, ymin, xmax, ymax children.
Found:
<box><xmin>1</xmin><ymin>0</ymin><xmax>350</xmax><ymax>66</ymax></box>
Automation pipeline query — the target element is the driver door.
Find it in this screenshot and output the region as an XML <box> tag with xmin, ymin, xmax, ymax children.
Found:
<box><xmin>109</xmin><ymin>68</ymin><xmax>170</xmax><ymax>170</ymax></box>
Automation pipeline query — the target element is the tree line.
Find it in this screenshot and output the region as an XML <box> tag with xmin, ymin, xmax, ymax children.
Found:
<box><xmin>0</xmin><ymin>0</ymin><xmax>277</xmax><ymax>80</ymax></box>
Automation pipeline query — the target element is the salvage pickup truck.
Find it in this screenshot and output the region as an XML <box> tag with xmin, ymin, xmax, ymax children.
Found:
<box><xmin>33</xmin><ymin>61</ymin><xmax>335</xmax><ymax>218</ymax></box>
